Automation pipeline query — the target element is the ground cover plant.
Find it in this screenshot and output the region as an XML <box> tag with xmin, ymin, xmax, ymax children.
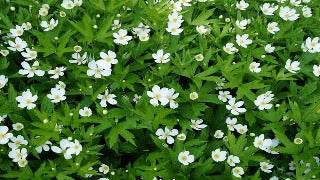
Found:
<box><xmin>0</xmin><ymin>0</ymin><xmax>320</xmax><ymax>179</ymax></box>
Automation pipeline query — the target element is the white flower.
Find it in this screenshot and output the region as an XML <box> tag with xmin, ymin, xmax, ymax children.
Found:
<box><xmin>218</xmin><ymin>91</ymin><xmax>232</xmax><ymax>102</ymax></box>
<box><xmin>35</xmin><ymin>140</ymin><xmax>52</xmax><ymax>153</ymax></box>
<box><xmin>226</xmin><ymin>117</ymin><xmax>237</xmax><ymax>131</ymax></box>
<box><xmin>285</xmin><ymin>59</ymin><xmax>300</xmax><ymax>73</ymax></box>
<box><xmin>48</xmin><ymin>66</ymin><xmax>66</xmax><ymax>79</ymax></box>
<box><xmin>19</xmin><ymin>61</ymin><xmax>45</xmax><ymax>78</ymax></box>
<box><xmin>189</xmin><ymin>92</ymin><xmax>199</xmax><ymax>100</ymax></box>
<box><xmin>51</xmin><ymin>139</ymin><xmax>73</xmax><ymax>159</ymax></box>
<box><xmin>249</xmin><ymin>62</ymin><xmax>261</xmax><ymax>73</ymax></box>
<box><xmin>69</xmin><ymin>52</ymin><xmax>87</xmax><ymax>65</ymax></box>
<box><xmin>156</xmin><ymin>126</ymin><xmax>178</xmax><ymax>144</ymax></box>
<box><xmin>265</xmin><ymin>44</ymin><xmax>275</xmax><ymax>53</ymax></box>
<box><xmin>74</xmin><ymin>0</ymin><xmax>82</xmax><ymax>6</ymax></box>
<box><xmin>227</xmin><ymin>155</ymin><xmax>240</xmax><ymax>166</ymax></box>
<box><xmin>191</xmin><ymin>119</ymin><xmax>207</xmax><ymax>130</ymax></box>
<box><xmin>97</xmin><ymin>51</ymin><xmax>118</xmax><ymax>68</ymax></box>
<box><xmin>8</xmin><ymin>148</ymin><xmax>27</xmax><ymax>162</ymax></box>
<box><xmin>99</xmin><ymin>164</ymin><xmax>110</xmax><ymax>174</ymax></box>
<box><xmin>21</xmin><ymin>48</ymin><xmax>37</xmax><ymax>61</ymax></box>
<box><xmin>47</xmin><ymin>87</ymin><xmax>66</xmax><ymax>103</ymax></box>
<box><xmin>226</xmin><ymin>98</ymin><xmax>246</xmax><ymax>115</ymax></box>
<box><xmin>16</xmin><ymin>89</ymin><xmax>38</xmax><ymax>110</ymax></box>
<box><xmin>61</xmin><ymin>0</ymin><xmax>74</xmax><ymax>9</ymax></box>
<box><xmin>195</xmin><ymin>54</ymin><xmax>204</xmax><ymax>62</ymax></box>
<box><xmin>223</xmin><ymin>43</ymin><xmax>238</xmax><ymax>54</ymax></box>
<box><xmin>214</xmin><ymin>130</ymin><xmax>224</xmax><ymax>139</ymax></box>
<box><xmin>40</xmin><ymin>18</ymin><xmax>58</xmax><ymax>31</ymax></box>
<box><xmin>260</xmin><ymin>162</ymin><xmax>274</xmax><ymax>173</ymax></box>
<box><xmin>236</xmin><ymin>34</ymin><xmax>252</xmax><ymax>48</ymax></box>
<box><xmin>232</xmin><ymin>167</ymin><xmax>244</xmax><ymax>178</ymax></box>
<box><xmin>87</xmin><ymin>60</ymin><xmax>111</xmax><ymax>78</ymax></box>
<box><xmin>0</xmin><ymin>50</ymin><xmax>9</xmax><ymax>56</ymax></box>
<box><xmin>211</xmin><ymin>148</ymin><xmax>227</xmax><ymax>162</ymax></box>
<box><xmin>234</xmin><ymin>124</ymin><xmax>248</xmax><ymax>134</ymax></box>
<box><xmin>0</xmin><ymin>115</ymin><xmax>7</xmax><ymax>123</ymax></box>
<box><xmin>179</xmin><ymin>0</ymin><xmax>192</xmax><ymax>6</ymax></box>
<box><xmin>178</xmin><ymin>151</ymin><xmax>194</xmax><ymax>165</ymax></box>
<box><xmin>270</xmin><ymin>176</ymin><xmax>279</xmax><ymax>180</ymax></box>
<box><xmin>267</xmin><ymin>22</ymin><xmax>280</xmax><ymax>34</ymax></box>
<box><xmin>79</xmin><ymin>107</ymin><xmax>92</xmax><ymax>117</ymax></box>
<box><xmin>112</xmin><ymin>20</ymin><xmax>121</xmax><ymax>30</ymax></box>
<box><xmin>138</xmin><ymin>32</ymin><xmax>149</xmax><ymax>41</ymax></box>
<box><xmin>166</xmin><ymin>23</ymin><xmax>183</xmax><ymax>36</ymax></box>
<box><xmin>0</xmin><ymin>75</ymin><xmax>8</xmax><ymax>89</ymax></box>
<box><xmin>132</xmin><ymin>23</ymin><xmax>150</xmax><ymax>36</ymax></box>
<box><xmin>39</xmin><ymin>7</ymin><xmax>48</xmax><ymax>16</ymax></box>
<box><xmin>279</xmin><ymin>6</ymin><xmax>299</xmax><ymax>21</ymax></box>
<box><xmin>133</xmin><ymin>94</ymin><xmax>141</xmax><ymax>103</ymax></box>
<box><xmin>12</xmin><ymin>123</ymin><xmax>24</xmax><ymax>131</ymax></box>
<box><xmin>236</xmin><ymin>19</ymin><xmax>248</xmax><ymax>30</ymax></box>
<box><xmin>152</xmin><ymin>49</ymin><xmax>170</xmax><ymax>64</ymax></box>
<box><xmin>8</xmin><ymin>37</ymin><xmax>28</xmax><ymax>52</ymax></box>
<box><xmin>18</xmin><ymin>159</ymin><xmax>28</xmax><ymax>167</ymax></box>
<box><xmin>147</xmin><ymin>85</ymin><xmax>168</xmax><ymax>106</ymax></box>
<box><xmin>254</xmin><ymin>134</ymin><xmax>272</xmax><ymax>151</ymax></box>
<box><xmin>10</xmin><ymin>25</ymin><xmax>24</xmax><ymax>37</ymax></box>
<box><xmin>264</xmin><ymin>138</ymin><xmax>279</xmax><ymax>154</ymax></box>
<box><xmin>254</xmin><ymin>92</ymin><xmax>273</xmax><ymax>110</ymax></box>
<box><xmin>0</xmin><ymin>126</ymin><xmax>13</xmax><ymax>144</ymax></box>
<box><xmin>8</xmin><ymin>135</ymin><xmax>28</xmax><ymax>149</ymax></box>
<box><xmin>56</xmin><ymin>81</ymin><xmax>66</xmax><ymax>89</ymax></box>
<box><xmin>66</xmin><ymin>139</ymin><xmax>82</xmax><ymax>155</ymax></box>
<box><xmin>290</xmin><ymin>0</ymin><xmax>301</xmax><ymax>6</ymax></box>
<box><xmin>313</xmin><ymin>65</ymin><xmax>320</xmax><ymax>77</ymax></box>
<box><xmin>22</xmin><ymin>22</ymin><xmax>32</xmax><ymax>30</ymax></box>
<box><xmin>177</xmin><ymin>133</ymin><xmax>186</xmax><ymax>141</ymax></box>
<box><xmin>164</xmin><ymin>88</ymin><xmax>179</xmax><ymax>109</ymax></box>
<box><xmin>97</xmin><ymin>89</ymin><xmax>117</xmax><ymax>107</ymax></box>
<box><xmin>302</xmin><ymin>6</ymin><xmax>312</xmax><ymax>18</ymax></box>
<box><xmin>303</xmin><ymin>37</ymin><xmax>320</xmax><ymax>53</ymax></box>
<box><xmin>172</xmin><ymin>1</ymin><xmax>182</xmax><ymax>12</ymax></box>
<box><xmin>261</xmin><ymin>3</ymin><xmax>278</xmax><ymax>15</ymax></box>
<box><xmin>236</xmin><ymin>0</ymin><xmax>249</xmax><ymax>10</ymax></box>
<box><xmin>113</xmin><ymin>29</ymin><xmax>132</xmax><ymax>45</ymax></box>
<box><xmin>196</xmin><ymin>26</ymin><xmax>208</xmax><ymax>34</ymax></box>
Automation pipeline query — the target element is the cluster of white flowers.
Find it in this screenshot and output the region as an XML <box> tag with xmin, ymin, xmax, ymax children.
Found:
<box><xmin>147</xmin><ymin>85</ymin><xmax>179</xmax><ymax>109</ymax></box>
<box><xmin>0</xmin><ymin>125</ymin><xmax>28</xmax><ymax>167</ymax></box>
<box><xmin>39</xmin><ymin>4</ymin><xmax>50</xmax><ymax>17</ymax></box>
<box><xmin>254</xmin><ymin>91</ymin><xmax>274</xmax><ymax>110</ymax></box>
<box><xmin>132</xmin><ymin>23</ymin><xmax>151</xmax><ymax>41</ymax></box>
<box><xmin>51</xmin><ymin>139</ymin><xmax>82</xmax><ymax>159</ymax></box>
<box><xmin>61</xmin><ymin>0</ymin><xmax>83</xmax><ymax>9</ymax></box>
<box><xmin>225</xmin><ymin>117</ymin><xmax>248</xmax><ymax>134</ymax></box>
<box><xmin>47</xmin><ymin>81</ymin><xmax>67</xmax><ymax>103</ymax></box>
<box><xmin>87</xmin><ymin>51</ymin><xmax>118</xmax><ymax>78</ymax></box>
<box><xmin>254</xmin><ymin>134</ymin><xmax>279</xmax><ymax>154</ymax></box>
<box><xmin>166</xmin><ymin>12</ymin><xmax>184</xmax><ymax>36</ymax></box>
